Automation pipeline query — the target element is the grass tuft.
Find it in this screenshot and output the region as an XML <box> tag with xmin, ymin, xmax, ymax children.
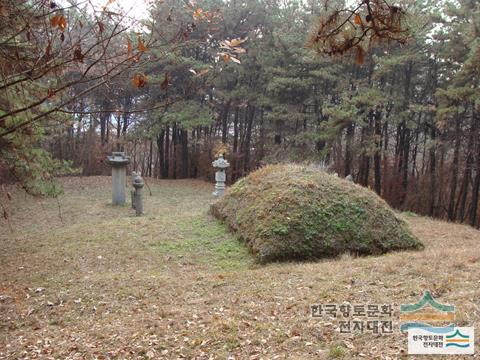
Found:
<box><xmin>328</xmin><ymin>345</ymin><xmax>347</xmax><ymax>358</ymax></box>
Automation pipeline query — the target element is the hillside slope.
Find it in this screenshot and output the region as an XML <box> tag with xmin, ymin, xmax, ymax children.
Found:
<box><xmin>0</xmin><ymin>177</ymin><xmax>479</xmax><ymax>359</ymax></box>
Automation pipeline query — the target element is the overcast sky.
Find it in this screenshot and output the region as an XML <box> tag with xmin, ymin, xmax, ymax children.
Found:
<box><xmin>90</xmin><ymin>0</ymin><xmax>152</xmax><ymax>21</ymax></box>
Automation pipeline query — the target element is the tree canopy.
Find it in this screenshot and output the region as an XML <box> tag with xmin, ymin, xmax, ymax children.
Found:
<box><xmin>1</xmin><ymin>0</ymin><xmax>480</xmax><ymax>227</ymax></box>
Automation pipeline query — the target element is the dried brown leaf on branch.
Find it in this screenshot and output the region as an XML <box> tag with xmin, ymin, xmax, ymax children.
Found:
<box><xmin>137</xmin><ymin>36</ymin><xmax>147</xmax><ymax>52</ymax></box>
<box><xmin>50</xmin><ymin>15</ymin><xmax>59</xmax><ymax>27</ymax></box>
<box><xmin>221</xmin><ymin>53</ymin><xmax>230</xmax><ymax>62</ymax></box>
<box><xmin>193</xmin><ymin>8</ymin><xmax>203</xmax><ymax>20</ymax></box>
<box><xmin>218</xmin><ymin>38</ymin><xmax>247</xmax><ymax>64</ymax></box>
<box><xmin>232</xmin><ymin>47</ymin><xmax>246</xmax><ymax>54</ymax></box>
<box><xmin>195</xmin><ymin>68</ymin><xmax>209</xmax><ymax>77</ymax></box>
<box><xmin>307</xmin><ymin>0</ymin><xmax>409</xmax><ymax>62</ymax></box>
<box><xmin>355</xmin><ymin>45</ymin><xmax>365</xmax><ymax>65</ymax></box>
<box><xmin>354</xmin><ymin>14</ymin><xmax>362</xmax><ymax>25</ymax></box>
<box><xmin>228</xmin><ymin>38</ymin><xmax>247</xmax><ymax>47</ymax></box>
<box><xmin>220</xmin><ymin>38</ymin><xmax>247</xmax><ymax>49</ymax></box>
<box><xmin>51</xmin><ymin>14</ymin><xmax>66</xmax><ymax>31</ymax></box>
<box><xmin>45</xmin><ymin>40</ymin><xmax>52</xmax><ymax>59</ymax></box>
<box><xmin>191</xmin><ymin>6</ymin><xmax>221</xmax><ymax>23</ymax></box>
<box><xmin>73</xmin><ymin>46</ymin><xmax>84</xmax><ymax>62</ymax></box>
<box><xmin>132</xmin><ymin>73</ymin><xmax>147</xmax><ymax>88</ymax></box>
<box><xmin>102</xmin><ymin>0</ymin><xmax>115</xmax><ymax>10</ymax></box>
<box><xmin>59</xmin><ymin>17</ymin><xmax>67</xmax><ymax>31</ymax></box>
<box><xmin>189</xmin><ymin>68</ymin><xmax>210</xmax><ymax>77</ymax></box>
<box><xmin>127</xmin><ymin>38</ymin><xmax>132</xmax><ymax>57</ymax></box>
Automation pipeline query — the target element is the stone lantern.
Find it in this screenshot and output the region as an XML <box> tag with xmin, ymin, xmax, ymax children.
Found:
<box><xmin>212</xmin><ymin>154</ymin><xmax>230</xmax><ymax>197</ymax></box>
<box><xmin>106</xmin><ymin>152</ymin><xmax>130</xmax><ymax>205</ymax></box>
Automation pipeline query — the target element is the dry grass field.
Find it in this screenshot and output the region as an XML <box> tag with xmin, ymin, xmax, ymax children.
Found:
<box><xmin>1</xmin><ymin>177</ymin><xmax>479</xmax><ymax>359</ymax></box>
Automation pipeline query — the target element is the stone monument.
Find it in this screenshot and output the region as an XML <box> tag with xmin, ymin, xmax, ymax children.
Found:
<box><xmin>106</xmin><ymin>152</ymin><xmax>130</xmax><ymax>205</ymax></box>
<box><xmin>131</xmin><ymin>171</ymin><xmax>138</xmax><ymax>209</ymax></box>
<box><xmin>212</xmin><ymin>154</ymin><xmax>230</xmax><ymax>197</ymax></box>
<box><xmin>132</xmin><ymin>172</ymin><xmax>144</xmax><ymax>216</ymax></box>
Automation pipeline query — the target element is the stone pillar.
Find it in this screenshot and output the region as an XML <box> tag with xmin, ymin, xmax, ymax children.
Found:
<box><xmin>106</xmin><ymin>152</ymin><xmax>131</xmax><ymax>205</ymax></box>
<box><xmin>214</xmin><ymin>169</ymin><xmax>226</xmax><ymax>196</ymax></box>
<box><xmin>131</xmin><ymin>171</ymin><xmax>138</xmax><ymax>209</ymax></box>
<box><xmin>212</xmin><ymin>154</ymin><xmax>230</xmax><ymax>197</ymax></box>
<box><xmin>132</xmin><ymin>173</ymin><xmax>144</xmax><ymax>216</ymax></box>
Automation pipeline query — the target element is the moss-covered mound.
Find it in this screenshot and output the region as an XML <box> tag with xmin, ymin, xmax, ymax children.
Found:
<box><xmin>211</xmin><ymin>164</ymin><xmax>423</xmax><ymax>263</ymax></box>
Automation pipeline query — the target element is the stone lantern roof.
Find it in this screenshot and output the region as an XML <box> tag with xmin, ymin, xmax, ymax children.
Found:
<box><xmin>106</xmin><ymin>152</ymin><xmax>131</xmax><ymax>167</ymax></box>
<box><xmin>212</xmin><ymin>154</ymin><xmax>230</xmax><ymax>170</ymax></box>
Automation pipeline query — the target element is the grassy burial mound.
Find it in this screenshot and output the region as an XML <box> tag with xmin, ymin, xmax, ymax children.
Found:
<box><xmin>211</xmin><ymin>164</ymin><xmax>423</xmax><ymax>263</ymax></box>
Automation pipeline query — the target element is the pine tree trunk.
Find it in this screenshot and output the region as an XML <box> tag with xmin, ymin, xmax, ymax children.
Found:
<box><xmin>164</xmin><ymin>125</ymin><xmax>170</xmax><ymax>178</ymax></box>
<box><xmin>148</xmin><ymin>140</ymin><xmax>153</xmax><ymax>177</ymax></box>
<box><xmin>344</xmin><ymin>123</ymin><xmax>354</xmax><ymax>177</ymax></box>
<box><xmin>457</xmin><ymin>152</ymin><xmax>472</xmax><ymax>221</ymax></box>
<box><xmin>400</xmin><ymin>126</ymin><xmax>410</xmax><ymax>206</ymax></box>
<box><xmin>447</xmin><ymin>115</ymin><xmax>461</xmax><ymax>221</ymax></box>
<box><xmin>428</xmin><ymin>121</ymin><xmax>437</xmax><ymax>217</ymax></box>
<box><xmin>172</xmin><ymin>123</ymin><xmax>177</xmax><ymax>179</ymax></box>
<box><xmin>221</xmin><ymin>101</ymin><xmax>231</xmax><ymax>144</ymax></box>
<box><xmin>470</xmin><ymin>159</ymin><xmax>480</xmax><ymax>227</ymax></box>
<box><xmin>257</xmin><ymin>108</ymin><xmax>265</xmax><ymax>165</ymax></box>
<box><xmin>233</xmin><ymin>107</ymin><xmax>239</xmax><ymax>181</ymax></box>
<box><xmin>181</xmin><ymin>129</ymin><xmax>189</xmax><ymax>178</ymax></box>
<box><xmin>243</xmin><ymin>105</ymin><xmax>255</xmax><ymax>174</ymax></box>
<box><xmin>469</xmin><ymin>111</ymin><xmax>480</xmax><ymax>226</ymax></box>
<box><xmin>374</xmin><ymin>110</ymin><xmax>382</xmax><ymax>194</ymax></box>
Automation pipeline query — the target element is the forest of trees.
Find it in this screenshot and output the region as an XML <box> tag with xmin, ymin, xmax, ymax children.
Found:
<box><xmin>1</xmin><ymin>0</ymin><xmax>480</xmax><ymax>227</ymax></box>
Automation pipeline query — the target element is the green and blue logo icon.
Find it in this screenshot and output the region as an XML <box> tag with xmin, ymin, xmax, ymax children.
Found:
<box><xmin>402</xmin><ymin>291</ymin><xmax>474</xmax><ymax>355</ymax></box>
<box><xmin>445</xmin><ymin>329</ymin><xmax>470</xmax><ymax>348</ymax></box>
<box><xmin>400</xmin><ymin>291</ymin><xmax>455</xmax><ymax>332</ymax></box>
